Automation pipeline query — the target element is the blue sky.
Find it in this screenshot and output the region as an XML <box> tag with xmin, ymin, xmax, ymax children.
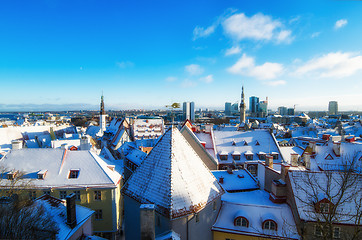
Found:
<box><xmin>0</xmin><ymin>0</ymin><xmax>362</xmax><ymax>111</ymax></box>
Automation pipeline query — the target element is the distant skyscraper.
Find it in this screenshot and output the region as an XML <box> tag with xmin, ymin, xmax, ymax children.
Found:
<box><xmin>249</xmin><ymin>96</ymin><xmax>259</xmax><ymax>114</ymax></box>
<box><xmin>287</xmin><ymin>108</ymin><xmax>295</xmax><ymax>116</ymax></box>
<box><xmin>240</xmin><ymin>86</ymin><xmax>246</xmax><ymax>123</ymax></box>
<box><xmin>183</xmin><ymin>102</ymin><xmax>195</xmax><ymax>121</ymax></box>
<box><xmin>329</xmin><ymin>101</ymin><xmax>338</xmax><ymax>115</ymax></box>
<box><xmin>278</xmin><ymin>106</ymin><xmax>288</xmax><ymax>116</ymax></box>
<box><xmin>259</xmin><ymin>98</ymin><xmax>268</xmax><ymax>117</ymax></box>
<box><xmin>231</xmin><ymin>103</ymin><xmax>239</xmax><ymax>114</ymax></box>
<box><xmin>225</xmin><ymin>102</ymin><xmax>231</xmax><ymax>115</ymax></box>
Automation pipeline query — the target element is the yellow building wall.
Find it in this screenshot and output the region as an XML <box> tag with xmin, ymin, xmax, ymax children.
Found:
<box><xmin>213</xmin><ymin>230</ymin><xmax>274</xmax><ymax>240</ymax></box>
<box><xmin>16</xmin><ymin>183</ymin><xmax>122</xmax><ymax>234</ymax></box>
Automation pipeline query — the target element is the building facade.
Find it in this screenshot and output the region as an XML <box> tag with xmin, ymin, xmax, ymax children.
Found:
<box><xmin>328</xmin><ymin>101</ymin><xmax>338</xmax><ymax>115</ymax></box>
<box><xmin>183</xmin><ymin>102</ymin><xmax>195</xmax><ymax>121</ymax></box>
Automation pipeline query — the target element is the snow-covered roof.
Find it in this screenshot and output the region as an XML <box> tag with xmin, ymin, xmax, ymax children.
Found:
<box><xmin>313</xmin><ymin>142</ymin><xmax>362</xmax><ymax>172</ymax></box>
<box><xmin>212</xmin><ymin>129</ymin><xmax>282</xmax><ymax>164</ymax></box>
<box><xmin>132</xmin><ymin>118</ymin><xmax>164</xmax><ymax>140</ymax></box>
<box><xmin>35</xmin><ymin>195</ymin><xmax>94</xmax><ymax>240</ymax></box>
<box><xmin>0</xmin><ymin>149</ymin><xmax>121</xmax><ymax>188</ymax></box>
<box><xmin>213</xmin><ymin>190</ymin><xmax>299</xmax><ymax>239</ymax></box>
<box><xmin>212</xmin><ymin>169</ymin><xmax>259</xmax><ymax>192</ymax></box>
<box><xmin>289</xmin><ymin>171</ymin><xmax>362</xmax><ymax>224</ymax></box>
<box><xmin>122</xmin><ymin>126</ymin><xmax>224</xmax><ymax>219</ymax></box>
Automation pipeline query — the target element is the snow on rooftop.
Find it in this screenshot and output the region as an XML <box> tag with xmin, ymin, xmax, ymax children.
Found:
<box><xmin>213</xmin><ymin>190</ymin><xmax>299</xmax><ymax>239</ymax></box>
<box><xmin>212</xmin><ymin>169</ymin><xmax>259</xmax><ymax>192</ymax></box>
<box><xmin>0</xmin><ymin>149</ymin><xmax>121</xmax><ymax>188</ymax></box>
<box><xmin>122</xmin><ymin>126</ymin><xmax>224</xmax><ymax>219</ymax></box>
<box><xmin>289</xmin><ymin>171</ymin><xmax>362</xmax><ymax>224</ymax></box>
<box><xmin>35</xmin><ymin>195</ymin><xmax>94</xmax><ymax>240</ymax></box>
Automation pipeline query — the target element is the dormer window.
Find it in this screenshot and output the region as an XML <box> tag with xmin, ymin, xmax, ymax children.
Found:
<box><xmin>68</xmin><ymin>169</ymin><xmax>80</xmax><ymax>179</ymax></box>
<box><xmin>219</xmin><ymin>151</ymin><xmax>228</xmax><ymax>161</ymax></box>
<box><xmin>7</xmin><ymin>171</ymin><xmax>18</xmax><ymax>180</ymax></box>
<box><xmin>244</xmin><ymin>151</ymin><xmax>253</xmax><ymax>160</ymax></box>
<box><xmin>258</xmin><ymin>152</ymin><xmax>266</xmax><ymax>160</ymax></box>
<box><xmin>271</xmin><ymin>152</ymin><xmax>279</xmax><ymax>160</ymax></box>
<box><xmin>37</xmin><ymin>170</ymin><xmax>47</xmax><ymax>179</ymax></box>
<box><xmin>234</xmin><ymin>217</ymin><xmax>249</xmax><ymax>227</ymax></box>
<box><xmin>263</xmin><ymin>220</ymin><xmax>277</xmax><ymax>231</ymax></box>
<box><xmin>232</xmin><ymin>151</ymin><xmax>241</xmax><ymax>161</ymax></box>
<box><xmin>319</xmin><ymin>203</ymin><xmax>330</xmax><ymax>213</ymax></box>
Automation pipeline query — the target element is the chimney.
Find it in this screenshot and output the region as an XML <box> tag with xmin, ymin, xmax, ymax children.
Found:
<box><xmin>219</xmin><ymin>176</ymin><xmax>224</xmax><ymax>184</ymax></box>
<box><xmin>11</xmin><ymin>140</ymin><xmax>22</xmax><ymax>150</ymax></box>
<box><xmin>290</xmin><ymin>153</ymin><xmax>299</xmax><ymax>167</ymax></box>
<box><xmin>280</xmin><ymin>164</ymin><xmax>290</xmax><ymax>181</ymax></box>
<box><xmin>66</xmin><ymin>193</ymin><xmax>77</xmax><ymax>228</ymax></box>
<box><xmin>140</xmin><ymin>204</ymin><xmax>155</xmax><ymax>240</ymax></box>
<box><xmin>227</xmin><ymin>167</ymin><xmax>233</xmax><ymax>174</ymax></box>
<box><xmin>333</xmin><ymin>141</ymin><xmax>341</xmax><ymax>157</ymax></box>
<box><xmin>304</xmin><ymin>153</ymin><xmax>311</xmax><ymax>170</ymax></box>
<box><xmin>309</xmin><ymin>141</ymin><xmax>316</xmax><ymax>154</ymax></box>
<box><xmin>265</xmin><ymin>155</ymin><xmax>273</xmax><ymax>169</ymax></box>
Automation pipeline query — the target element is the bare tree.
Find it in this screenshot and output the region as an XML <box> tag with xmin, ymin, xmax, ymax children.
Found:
<box><xmin>289</xmin><ymin>153</ymin><xmax>362</xmax><ymax>240</ymax></box>
<box><xmin>0</xmin><ymin>165</ymin><xmax>59</xmax><ymax>239</ymax></box>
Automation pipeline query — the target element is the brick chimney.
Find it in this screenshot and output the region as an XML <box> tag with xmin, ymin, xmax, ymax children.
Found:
<box><xmin>290</xmin><ymin>153</ymin><xmax>299</xmax><ymax>167</ymax></box>
<box><xmin>265</xmin><ymin>155</ymin><xmax>273</xmax><ymax>169</ymax></box>
<box><xmin>140</xmin><ymin>204</ymin><xmax>155</xmax><ymax>240</ymax></box>
<box><xmin>333</xmin><ymin>141</ymin><xmax>341</xmax><ymax>157</ymax></box>
<box><xmin>304</xmin><ymin>153</ymin><xmax>311</xmax><ymax>170</ymax></box>
<box><xmin>66</xmin><ymin>193</ymin><xmax>77</xmax><ymax>228</ymax></box>
<box><xmin>309</xmin><ymin>141</ymin><xmax>316</xmax><ymax>154</ymax></box>
<box><xmin>219</xmin><ymin>176</ymin><xmax>224</xmax><ymax>184</ymax></box>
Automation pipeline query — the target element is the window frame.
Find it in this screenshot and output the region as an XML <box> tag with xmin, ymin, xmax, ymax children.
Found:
<box><xmin>60</xmin><ymin>190</ymin><xmax>67</xmax><ymax>199</ymax></box>
<box><xmin>234</xmin><ymin>217</ymin><xmax>249</xmax><ymax>227</ymax></box>
<box><xmin>262</xmin><ymin>220</ymin><xmax>277</xmax><ymax>231</ymax></box>
<box><xmin>94</xmin><ymin>190</ymin><xmax>102</xmax><ymax>201</ymax></box>
<box><xmin>95</xmin><ymin>209</ymin><xmax>103</xmax><ymax>220</ymax></box>
<box><xmin>68</xmin><ymin>170</ymin><xmax>80</xmax><ymax>179</ymax></box>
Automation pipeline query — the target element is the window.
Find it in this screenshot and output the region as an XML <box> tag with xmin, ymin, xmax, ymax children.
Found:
<box><xmin>245</xmin><ymin>155</ymin><xmax>253</xmax><ymax>160</ymax></box>
<box><xmin>315</xmin><ymin>225</ymin><xmax>322</xmax><ymax>236</ymax></box>
<box><xmin>333</xmin><ymin>227</ymin><xmax>340</xmax><ymax>239</ymax></box>
<box><xmin>213</xmin><ymin>201</ymin><xmax>217</xmax><ymax>211</ymax></box>
<box><xmin>233</xmin><ymin>155</ymin><xmax>241</xmax><ymax>160</ymax></box>
<box><xmin>28</xmin><ymin>191</ymin><xmax>36</xmax><ymax>200</ymax></box>
<box><xmin>234</xmin><ymin>217</ymin><xmax>249</xmax><ymax>227</ymax></box>
<box><xmin>320</xmin><ymin>203</ymin><xmax>330</xmax><ymax>213</ymax></box>
<box><xmin>259</xmin><ymin>154</ymin><xmax>266</xmax><ymax>160</ymax></box>
<box><xmin>60</xmin><ymin>191</ymin><xmax>67</xmax><ymax>199</ymax></box>
<box><xmin>95</xmin><ymin>209</ymin><xmax>103</xmax><ymax>220</ymax></box>
<box><xmin>272</xmin><ymin>154</ymin><xmax>278</xmax><ymax>160</ymax></box>
<box><xmin>263</xmin><ymin>220</ymin><xmax>277</xmax><ymax>231</ymax></box>
<box><xmin>247</xmin><ymin>165</ymin><xmax>257</xmax><ymax>176</ymax></box>
<box><xmin>94</xmin><ymin>190</ymin><xmax>102</xmax><ymax>201</ymax></box>
<box><xmin>219</xmin><ymin>154</ymin><xmax>228</xmax><ymax>161</ymax></box>
<box><xmin>68</xmin><ymin>170</ymin><xmax>79</xmax><ymax>179</ymax></box>
<box><xmin>43</xmin><ymin>191</ymin><xmax>51</xmax><ymax>196</ymax></box>
<box><xmin>73</xmin><ymin>191</ymin><xmax>80</xmax><ymax>201</ymax></box>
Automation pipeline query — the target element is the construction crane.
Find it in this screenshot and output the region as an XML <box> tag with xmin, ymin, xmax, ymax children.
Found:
<box><xmin>165</xmin><ymin>103</ymin><xmax>181</xmax><ymax>124</ymax></box>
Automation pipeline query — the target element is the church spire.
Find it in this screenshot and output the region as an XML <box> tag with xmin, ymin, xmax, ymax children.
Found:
<box><xmin>100</xmin><ymin>93</ymin><xmax>105</xmax><ymax>115</ymax></box>
<box><xmin>240</xmin><ymin>85</ymin><xmax>246</xmax><ymax>124</ymax></box>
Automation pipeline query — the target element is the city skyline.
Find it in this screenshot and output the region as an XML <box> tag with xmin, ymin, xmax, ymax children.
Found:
<box><xmin>1</xmin><ymin>0</ymin><xmax>362</xmax><ymax>111</ymax></box>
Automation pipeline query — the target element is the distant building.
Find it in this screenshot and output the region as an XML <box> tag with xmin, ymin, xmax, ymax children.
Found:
<box><xmin>231</xmin><ymin>103</ymin><xmax>239</xmax><ymax>114</ymax></box>
<box><xmin>99</xmin><ymin>94</ymin><xmax>107</xmax><ymax>134</ymax></box>
<box><xmin>183</xmin><ymin>102</ymin><xmax>195</xmax><ymax>121</ymax></box>
<box><xmin>278</xmin><ymin>106</ymin><xmax>288</xmax><ymax>116</ymax></box>
<box><xmin>329</xmin><ymin>101</ymin><xmax>338</xmax><ymax>115</ymax></box>
<box><xmin>287</xmin><ymin>108</ymin><xmax>295</xmax><ymax>116</ymax></box>
<box><xmin>249</xmin><ymin>96</ymin><xmax>259</xmax><ymax>114</ymax></box>
<box><xmin>259</xmin><ymin>98</ymin><xmax>268</xmax><ymax>117</ymax></box>
<box><xmin>225</xmin><ymin>102</ymin><xmax>231</xmax><ymax>115</ymax></box>
<box><xmin>240</xmin><ymin>86</ymin><xmax>246</xmax><ymax>123</ymax></box>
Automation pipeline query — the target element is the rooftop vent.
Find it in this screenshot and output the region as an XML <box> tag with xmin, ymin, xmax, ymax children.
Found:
<box><xmin>68</xmin><ymin>169</ymin><xmax>80</xmax><ymax>179</ymax></box>
<box><xmin>37</xmin><ymin>170</ymin><xmax>48</xmax><ymax>180</ymax></box>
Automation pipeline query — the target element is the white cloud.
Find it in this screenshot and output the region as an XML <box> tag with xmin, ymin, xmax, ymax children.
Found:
<box><xmin>228</xmin><ymin>54</ymin><xmax>284</xmax><ymax>80</ymax></box>
<box><xmin>295</xmin><ymin>52</ymin><xmax>362</xmax><ymax>78</ymax></box>
<box><xmin>116</xmin><ymin>61</ymin><xmax>134</xmax><ymax>68</ymax></box>
<box><xmin>222</xmin><ymin>13</ymin><xmax>293</xmax><ymax>44</ymax></box>
<box><xmin>165</xmin><ymin>76</ymin><xmax>177</xmax><ymax>82</ymax></box>
<box><xmin>265</xmin><ymin>80</ymin><xmax>286</xmax><ymax>86</ymax></box>
<box><xmin>200</xmin><ymin>75</ymin><xmax>213</xmax><ymax>83</ymax></box>
<box><xmin>185</xmin><ymin>64</ymin><xmax>204</xmax><ymax>76</ymax></box>
<box><xmin>335</xmin><ymin>19</ymin><xmax>348</xmax><ymax>29</ymax></box>
<box><xmin>225</xmin><ymin>46</ymin><xmax>242</xmax><ymax>56</ymax></box>
<box><xmin>181</xmin><ymin>79</ymin><xmax>197</xmax><ymax>88</ymax></box>
<box><xmin>193</xmin><ymin>25</ymin><xmax>216</xmax><ymax>40</ymax></box>
<box><xmin>311</xmin><ymin>32</ymin><xmax>321</xmax><ymax>38</ymax></box>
